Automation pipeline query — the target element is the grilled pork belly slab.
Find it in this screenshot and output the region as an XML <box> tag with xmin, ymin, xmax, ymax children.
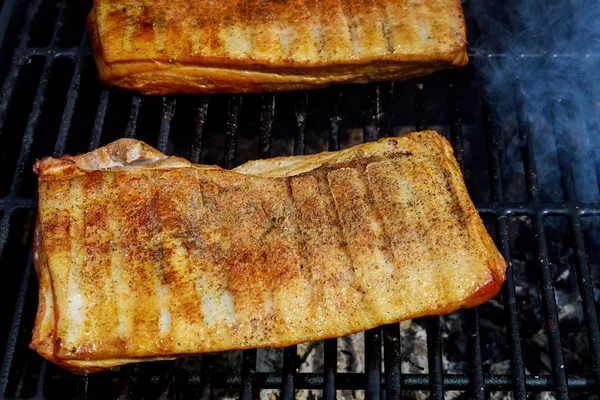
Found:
<box><xmin>31</xmin><ymin>131</ymin><xmax>505</xmax><ymax>373</ymax></box>
<box><xmin>88</xmin><ymin>0</ymin><xmax>468</xmax><ymax>94</ymax></box>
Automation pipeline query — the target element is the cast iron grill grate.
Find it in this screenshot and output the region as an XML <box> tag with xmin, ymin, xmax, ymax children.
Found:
<box><xmin>0</xmin><ymin>0</ymin><xmax>599</xmax><ymax>399</ymax></box>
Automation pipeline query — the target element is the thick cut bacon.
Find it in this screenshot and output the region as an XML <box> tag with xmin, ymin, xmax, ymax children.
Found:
<box><xmin>88</xmin><ymin>0</ymin><xmax>468</xmax><ymax>94</ymax></box>
<box><xmin>31</xmin><ymin>131</ymin><xmax>505</xmax><ymax>373</ymax></box>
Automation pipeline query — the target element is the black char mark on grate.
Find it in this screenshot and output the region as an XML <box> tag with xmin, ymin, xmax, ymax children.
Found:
<box><xmin>1</xmin><ymin>0</ymin><xmax>600</xmax><ymax>399</ymax></box>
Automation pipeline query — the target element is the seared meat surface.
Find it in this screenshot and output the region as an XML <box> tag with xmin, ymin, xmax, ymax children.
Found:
<box><xmin>88</xmin><ymin>0</ymin><xmax>468</xmax><ymax>94</ymax></box>
<box><xmin>31</xmin><ymin>131</ymin><xmax>505</xmax><ymax>373</ymax></box>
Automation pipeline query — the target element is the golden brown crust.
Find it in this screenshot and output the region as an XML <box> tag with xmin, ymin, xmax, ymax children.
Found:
<box><xmin>32</xmin><ymin>131</ymin><xmax>505</xmax><ymax>374</ymax></box>
<box><xmin>88</xmin><ymin>0</ymin><xmax>468</xmax><ymax>94</ymax></box>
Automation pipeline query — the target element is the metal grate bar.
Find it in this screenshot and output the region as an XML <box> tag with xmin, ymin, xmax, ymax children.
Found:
<box><xmin>515</xmin><ymin>84</ymin><xmax>569</xmax><ymax>398</ymax></box>
<box><xmin>323</xmin><ymin>89</ymin><xmax>341</xmax><ymax>399</ymax></box>
<box><xmin>12</xmin><ymin>358</ymin><xmax>29</xmax><ymax>398</ymax></box>
<box><xmin>2</xmin><ymin>0</ymin><xmax>68</xmax><ymax>193</ymax></box>
<box><xmin>482</xmin><ymin>97</ymin><xmax>504</xmax><ymax>202</ymax></box>
<box><xmin>32</xmin><ymin>360</ymin><xmax>46</xmax><ymax>399</ymax></box>
<box><xmin>53</xmin><ymin>57</ymin><xmax>83</xmax><ymax>157</ymax></box>
<box><xmin>379</xmin><ymin>82</ymin><xmax>394</xmax><ymax>139</ymax></box>
<box><xmin>515</xmin><ymin>85</ymin><xmax>539</xmax><ymax>202</ymax></box>
<box><xmin>239</xmin><ymin>349</ymin><xmax>257</xmax><ymax>400</ymax></box>
<box><xmin>16</xmin><ymin>47</ymin><xmax>93</xmax><ymax>57</ymax></box>
<box><xmin>446</xmin><ymin>70</ymin><xmax>465</xmax><ymax>170</ymax></box>
<box><xmin>75</xmin><ymin>376</ymin><xmax>88</xmax><ymax>400</ymax></box>
<box><xmin>483</xmin><ymin>94</ymin><xmax>528</xmax><ymax>399</ymax></box>
<box><xmin>447</xmin><ymin>68</ymin><xmax>486</xmax><ymax>400</ymax></box>
<box><xmin>414</xmin><ymin>80</ymin><xmax>427</xmax><ymax>131</ymax></box>
<box><xmin>570</xmin><ymin>215</ymin><xmax>600</xmax><ymax>387</ymax></box>
<box><xmin>88</xmin><ymin>89</ymin><xmax>109</xmax><ymax>151</ymax></box>
<box><xmin>361</xmin><ymin>83</ymin><xmax>385</xmax><ymax>398</ymax></box>
<box><xmin>557</xmin><ymin>146</ymin><xmax>600</xmax><ymax>383</ymax></box>
<box><xmin>224</xmin><ymin>96</ymin><xmax>241</xmax><ymax>169</ymax></box>
<box><xmin>363</xmin><ymin>84</ymin><xmax>379</xmax><ymax>143</ymax></box>
<box><xmin>415</xmin><ymin>78</ymin><xmax>443</xmax><ymax>399</ymax></box>
<box><xmin>0</xmin><ymin>0</ymin><xmax>21</xmax><ymax>47</ymax></box>
<box><xmin>35</xmin><ymin>371</ymin><xmax>599</xmax><ymax>391</ymax></box>
<box><xmin>497</xmin><ymin>216</ymin><xmax>527</xmax><ymax>399</ymax></box>
<box><xmin>279</xmin><ymin>92</ymin><xmax>310</xmax><ymax>400</ymax></box>
<box><xmin>157</xmin><ymin>97</ymin><xmax>176</xmax><ymax>153</ymax></box>
<box><xmin>467</xmin><ymin>310</ymin><xmax>485</xmax><ymax>399</ymax></box>
<box><xmin>259</xmin><ymin>94</ymin><xmax>274</xmax><ymax>159</ymax></box>
<box><xmin>475</xmin><ymin>204</ymin><xmax>600</xmax><ymax>215</ymax></box>
<box><xmin>426</xmin><ymin>318</ymin><xmax>443</xmax><ymax>398</ymax></box>
<box><xmin>294</xmin><ymin>93</ymin><xmax>307</xmax><ymax>155</ymax></box>
<box><xmin>365</xmin><ymin>328</ymin><xmax>382</xmax><ymax>400</ymax></box>
<box><xmin>383</xmin><ymin>323</ymin><xmax>401</xmax><ymax>399</ymax></box>
<box><xmin>124</xmin><ymin>95</ymin><xmax>141</xmax><ymax>139</ymax></box>
<box><xmin>281</xmin><ymin>346</ymin><xmax>296</xmax><ymax>400</ymax></box>
<box><xmin>554</xmin><ymin>144</ymin><xmax>600</xmax><ymax>385</ymax></box>
<box><xmin>0</xmin><ymin>211</ymin><xmax>12</xmax><ymax>256</ymax></box>
<box><xmin>0</xmin><ymin>251</ymin><xmax>34</xmax><ymax>396</ymax></box>
<box><xmin>0</xmin><ymin>199</ymin><xmax>35</xmax><ymax>210</ymax></box>
<box><xmin>199</xmin><ymin>354</ymin><xmax>215</xmax><ymax>400</ymax></box>
<box><xmin>532</xmin><ymin>214</ymin><xmax>569</xmax><ymax>399</ymax></box>
<box><xmin>328</xmin><ymin>90</ymin><xmax>341</xmax><ymax>151</ymax></box>
<box><xmin>323</xmin><ymin>339</ymin><xmax>337</xmax><ymax>400</ymax></box>
<box><xmin>190</xmin><ymin>96</ymin><xmax>209</xmax><ymax>163</ymax></box>
<box><xmin>117</xmin><ymin>364</ymin><xmax>134</xmax><ymax>400</ymax></box>
<box><xmin>0</xmin><ymin>0</ymin><xmax>44</xmax><ymax>128</ymax></box>
<box><xmin>157</xmin><ymin>366</ymin><xmax>175</xmax><ymax>400</ymax></box>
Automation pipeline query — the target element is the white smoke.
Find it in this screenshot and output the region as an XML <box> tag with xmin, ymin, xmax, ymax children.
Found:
<box><xmin>465</xmin><ymin>0</ymin><xmax>600</xmax><ymax>202</ymax></box>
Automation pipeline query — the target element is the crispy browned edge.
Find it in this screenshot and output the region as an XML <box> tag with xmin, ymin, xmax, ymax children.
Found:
<box><xmin>30</xmin><ymin>131</ymin><xmax>506</xmax><ymax>374</ymax></box>
<box><xmin>87</xmin><ymin>1</ymin><xmax>468</xmax><ymax>95</ymax></box>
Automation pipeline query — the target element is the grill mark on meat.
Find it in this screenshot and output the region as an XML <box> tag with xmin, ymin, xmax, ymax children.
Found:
<box><xmin>106</xmin><ymin>173</ymin><xmax>130</xmax><ymax>340</ymax></box>
<box><xmin>222</xmin><ymin>25</ymin><xmax>254</xmax><ymax>58</ymax></box>
<box><xmin>147</xmin><ymin>170</ymin><xmax>173</xmax><ymax>349</ymax></box>
<box><xmin>121</xmin><ymin>6</ymin><xmax>139</xmax><ymax>52</ymax></box>
<box><xmin>338</xmin><ymin>0</ymin><xmax>359</xmax><ymax>58</ymax></box>
<box><xmin>151</xmin><ymin>170</ymin><xmax>205</xmax><ymax>347</ymax></box>
<box><xmin>289</xmin><ymin>173</ymin><xmax>364</xmax><ymax>324</ymax></box>
<box><xmin>154</xmin><ymin>11</ymin><xmax>166</xmax><ymax>53</ymax></box>
<box><xmin>64</xmin><ymin>176</ymin><xmax>86</xmax><ymax>354</ymax></box>
<box><xmin>42</xmin><ymin>180</ymin><xmax>72</xmax><ymax>357</ymax></box>
<box><xmin>319</xmin><ymin>0</ymin><xmax>352</xmax><ymax>60</ymax></box>
<box><xmin>361</xmin><ymin>163</ymin><xmax>398</xmax><ymax>320</ymax></box>
<box><xmin>281</xmin><ymin>177</ymin><xmax>317</xmax><ymax>335</ymax></box>
<box><xmin>165</xmin><ymin>172</ymin><xmax>206</xmax><ymax>331</ymax></box>
<box><xmin>313</xmin><ymin>169</ymin><xmax>362</xmax><ymax>293</ymax></box>
<box><xmin>118</xmin><ymin>170</ymin><xmax>161</xmax><ymax>353</ymax></box>
<box><xmin>132</xmin><ymin>6</ymin><xmax>156</xmax><ymax>50</ymax></box>
<box><xmin>285</xmin><ymin>177</ymin><xmax>311</xmax><ymax>286</ymax></box>
<box><xmin>195</xmin><ymin>174</ymin><xmax>239</xmax><ymax>331</ymax></box>
<box><xmin>308</xmin><ymin>0</ymin><xmax>329</xmax><ymax>57</ymax></box>
<box><xmin>81</xmin><ymin>172</ymin><xmax>117</xmax><ymax>354</ymax></box>
<box><xmin>326</xmin><ymin>167</ymin><xmax>398</xmax><ymax>320</ymax></box>
<box><xmin>31</xmin><ymin>133</ymin><xmax>506</xmax><ymax>371</ymax></box>
<box><xmin>374</xmin><ymin>0</ymin><xmax>395</xmax><ymax>54</ymax></box>
<box><xmin>285</xmin><ymin>1</ymin><xmax>318</xmax><ymax>62</ymax></box>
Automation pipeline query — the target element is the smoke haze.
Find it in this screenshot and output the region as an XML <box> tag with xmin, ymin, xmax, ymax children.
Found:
<box><xmin>465</xmin><ymin>0</ymin><xmax>600</xmax><ymax>202</ymax></box>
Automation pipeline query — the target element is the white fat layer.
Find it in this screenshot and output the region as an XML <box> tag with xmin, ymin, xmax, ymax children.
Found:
<box><xmin>278</xmin><ymin>28</ymin><xmax>292</xmax><ymax>55</ymax></box>
<box><xmin>66</xmin><ymin>177</ymin><xmax>86</xmax><ymax>345</ymax></box>
<box><xmin>159</xmin><ymin>308</ymin><xmax>172</xmax><ymax>334</ymax></box>
<box><xmin>200</xmin><ymin>287</ymin><xmax>237</xmax><ymax>327</ymax></box>
<box><xmin>223</xmin><ymin>26</ymin><xmax>252</xmax><ymax>57</ymax></box>
<box><xmin>67</xmin><ymin>284</ymin><xmax>84</xmax><ymax>335</ymax></box>
<box><xmin>156</xmin><ymin>284</ymin><xmax>172</xmax><ymax>334</ymax></box>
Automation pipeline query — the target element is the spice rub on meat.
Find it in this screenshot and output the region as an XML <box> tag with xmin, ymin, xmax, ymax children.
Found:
<box><xmin>31</xmin><ymin>131</ymin><xmax>505</xmax><ymax>373</ymax></box>
<box><xmin>88</xmin><ymin>0</ymin><xmax>468</xmax><ymax>94</ymax></box>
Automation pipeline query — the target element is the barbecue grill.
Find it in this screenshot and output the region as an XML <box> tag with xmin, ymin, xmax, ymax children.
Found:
<box><xmin>1</xmin><ymin>0</ymin><xmax>600</xmax><ymax>398</ymax></box>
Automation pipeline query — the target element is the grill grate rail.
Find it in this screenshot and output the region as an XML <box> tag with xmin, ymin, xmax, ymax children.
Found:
<box><xmin>0</xmin><ymin>0</ymin><xmax>600</xmax><ymax>399</ymax></box>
